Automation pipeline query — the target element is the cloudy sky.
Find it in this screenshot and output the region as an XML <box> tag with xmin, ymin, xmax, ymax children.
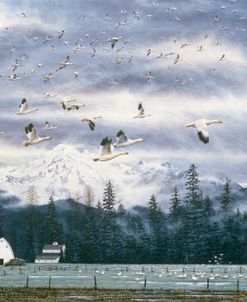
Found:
<box><xmin>1</xmin><ymin>0</ymin><xmax>247</xmax><ymax>204</ymax></box>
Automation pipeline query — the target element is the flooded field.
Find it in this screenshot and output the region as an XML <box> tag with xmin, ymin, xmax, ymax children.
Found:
<box><xmin>0</xmin><ymin>264</ymin><xmax>247</xmax><ymax>291</ymax></box>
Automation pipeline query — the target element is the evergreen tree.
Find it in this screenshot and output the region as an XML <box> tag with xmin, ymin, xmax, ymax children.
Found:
<box><xmin>220</xmin><ymin>181</ymin><xmax>232</xmax><ymax>214</ymax></box>
<box><xmin>184</xmin><ymin>164</ymin><xmax>200</xmax><ymax>207</ymax></box>
<box><xmin>44</xmin><ymin>195</ymin><xmax>63</xmax><ymax>244</ymax></box>
<box><xmin>169</xmin><ymin>187</ymin><xmax>181</xmax><ymax>222</ymax></box>
<box><xmin>83</xmin><ymin>185</ymin><xmax>95</xmax><ymax>207</ymax></box>
<box><xmin>102</xmin><ymin>181</ymin><xmax>116</xmax><ymax>214</ymax></box>
<box><xmin>182</xmin><ymin>164</ymin><xmax>203</xmax><ymax>262</ymax></box>
<box><xmin>23</xmin><ymin>186</ymin><xmax>39</xmax><ymax>262</ymax></box>
<box><xmin>66</xmin><ymin>199</ymin><xmax>82</xmax><ymax>262</ymax></box>
<box><xmin>100</xmin><ymin>181</ymin><xmax>118</xmax><ymax>262</ymax></box>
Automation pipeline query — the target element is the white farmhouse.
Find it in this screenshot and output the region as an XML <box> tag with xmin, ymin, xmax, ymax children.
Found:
<box><xmin>35</xmin><ymin>242</ymin><xmax>66</xmax><ymax>264</ymax></box>
<box><xmin>0</xmin><ymin>238</ymin><xmax>14</xmax><ymax>265</ymax></box>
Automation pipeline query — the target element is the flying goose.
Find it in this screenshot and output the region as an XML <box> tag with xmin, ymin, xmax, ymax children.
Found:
<box><xmin>81</xmin><ymin>116</ymin><xmax>102</xmax><ymax>131</ymax></box>
<box><xmin>23</xmin><ymin>123</ymin><xmax>52</xmax><ymax>146</ymax></box>
<box><xmin>93</xmin><ymin>137</ymin><xmax>128</xmax><ymax>162</ymax></box>
<box><xmin>57</xmin><ymin>55</ymin><xmax>74</xmax><ymax>70</ymax></box>
<box><xmin>58</xmin><ymin>30</ymin><xmax>64</xmax><ymax>39</ymax></box>
<box><xmin>185</xmin><ymin>119</ymin><xmax>223</xmax><ymax>144</ymax></box>
<box><xmin>107</xmin><ymin>37</ymin><xmax>122</xmax><ymax>49</ymax></box>
<box><xmin>134</xmin><ymin>103</ymin><xmax>151</xmax><ymax>119</ymax></box>
<box><xmin>114</xmin><ymin>130</ymin><xmax>144</xmax><ymax>147</ymax></box>
<box><xmin>146</xmin><ymin>71</ymin><xmax>155</xmax><ymax>80</ymax></box>
<box><xmin>43</xmin><ymin>121</ymin><xmax>57</xmax><ymax>130</ymax></box>
<box><xmin>59</xmin><ymin>99</ymin><xmax>85</xmax><ymax>111</ymax></box>
<box><xmin>8</xmin><ymin>74</ymin><xmax>20</xmax><ymax>81</ymax></box>
<box><xmin>12</xmin><ymin>59</ymin><xmax>21</xmax><ymax>71</ymax></box>
<box><xmin>43</xmin><ymin>92</ymin><xmax>56</xmax><ymax>98</ymax></box>
<box><xmin>43</xmin><ymin>73</ymin><xmax>54</xmax><ymax>82</ymax></box>
<box><xmin>17</xmin><ymin>98</ymin><xmax>38</xmax><ymax>115</ymax></box>
<box><xmin>146</xmin><ymin>48</ymin><xmax>152</xmax><ymax>56</ymax></box>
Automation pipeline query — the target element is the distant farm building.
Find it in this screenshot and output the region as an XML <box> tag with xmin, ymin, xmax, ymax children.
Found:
<box><xmin>0</xmin><ymin>238</ymin><xmax>14</xmax><ymax>265</ymax></box>
<box><xmin>35</xmin><ymin>242</ymin><xmax>66</xmax><ymax>264</ymax></box>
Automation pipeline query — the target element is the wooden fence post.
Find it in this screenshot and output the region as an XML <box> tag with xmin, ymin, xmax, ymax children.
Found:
<box><xmin>48</xmin><ymin>276</ymin><xmax>51</xmax><ymax>289</ymax></box>
<box><xmin>207</xmin><ymin>277</ymin><xmax>209</xmax><ymax>289</ymax></box>
<box><xmin>144</xmin><ymin>275</ymin><xmax>147</xmax><ymax>288</ymax></box>
<box><xmin>94</xmin><ymin>275</ymin><xmax>97</xmax><ymax>290</ymax></box>
<box><xmin>237</xmin><ymin>278</ymin><xmax>239</xmax><ymax>292</ymax></box>
<box><xmin>26</xmin><ymin>275</ymin><xmax>29</xmax><ymax>288</ymax></box>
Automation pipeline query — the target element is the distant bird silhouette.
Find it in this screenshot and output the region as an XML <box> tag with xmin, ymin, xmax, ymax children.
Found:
<box><xmin>134</xmin><ymin>103</ymin><xmax>151</xmax><ymax>119</ymax></box>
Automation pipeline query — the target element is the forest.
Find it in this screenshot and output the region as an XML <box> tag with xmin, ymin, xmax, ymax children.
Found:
<box><xmin>1</xmin><ymin>164</ymin><xmax>247</xmax><ymax>264</ymax></box>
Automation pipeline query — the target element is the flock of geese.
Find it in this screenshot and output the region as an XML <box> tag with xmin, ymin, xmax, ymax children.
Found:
<box><xmin>4</xmin><ymin>1</ymin><xmax>233</xmax><ymax>162</ymax></box>
<box><xmin>16</xmin><ymin>97</ymin><xmax>223</xmax><ymax>161</ymax></box>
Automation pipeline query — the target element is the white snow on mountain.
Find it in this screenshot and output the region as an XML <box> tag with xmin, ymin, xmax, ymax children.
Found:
<box><xmin>0</xmin><ymin>144</ymin><xmax>245</xmax><ymax>208</ymax></box>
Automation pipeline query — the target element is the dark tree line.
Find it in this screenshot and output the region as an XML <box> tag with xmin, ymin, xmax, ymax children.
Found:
<box><xmin>1</xmin><ymin>164</ymin><xmax>247</xmax><ymax>264</ymax></box>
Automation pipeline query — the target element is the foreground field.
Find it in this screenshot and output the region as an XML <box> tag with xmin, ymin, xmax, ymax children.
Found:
<box><xmin>1</xmin><ymin>264</ymin><xmax>247</xmax><ymax>291</ymax></box>
<box><xmin>0</xmin><ymin>288</ymin><xmax>246</xmax><ymax>302</ymax></box>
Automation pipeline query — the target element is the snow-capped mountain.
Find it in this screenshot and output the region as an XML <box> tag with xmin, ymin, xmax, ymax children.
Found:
<box><xmin>0</xmin><ymin>144</ymin><xmax>246</xmax><ymax>208</ymax></box>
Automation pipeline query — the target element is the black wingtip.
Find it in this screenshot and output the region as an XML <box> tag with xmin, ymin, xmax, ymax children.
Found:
<box><xmin>197</xmin><ymin>131</ymin><xmax>209</xmax><ymax>144</ymax></box>
<box><xmin>138</xmin><ymin>102</ymin><xmax>142</xmax><ymax>110</ymax></box>
<box><xmin>101</xmin><ymin>136</ymin><xmax>112</xmax><ymax>146</ymax></box>
<box><xmin>116</xmin><ymin>129</ymin><xmax>125</xmax><ymax>137</ymax></box>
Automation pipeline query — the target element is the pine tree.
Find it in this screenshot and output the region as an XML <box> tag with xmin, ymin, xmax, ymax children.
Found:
<box><xmin>148</xmin><ymin>194</ymin><xmax>158</xmax><ymax>224</ymax></box>
<box><xmin>44</xmin><ymin>195</ymin><xmax>63</xmax><ymax>244</ymax></box>
<box><xmin>100</xmin><ymin>181</ymin><xmax>120</xmax><ymax>262</ymax></box>
<box><xmin>184</xmin><ymin>164</ymin><xmax>200</xmax><ymax>207</ymax></box>
<box><xmin>83</xmin><ymin>185</ymin><xmax>95</xmax><ymax>207</ymax></box>
<box><xmin>169</xmin><ymin>187</ymin><xmax>181</xmax><ymax>222</ymax></box>
<box><xmin>67</xmin><ymin>199</ymin><xmax>82</xmax><ymax>262</ymax></box>
<box><xmin>102</xmin><ymin>181</ymin><xmax>116</xmax><ymax>214</ymax></box>
<box><xmin>24</xmin><ymin>186</ymin><xmax>39</xmax><ymax>262</ymax></box>
<box><xmin>220</xmin><ymin>181</ymin><xmax>232</xmax><ymax>214</ymax></box>
<box><xmin>182</xmin><ymin>164</ymin><xmax>203</xmax><ymax>262</ymax></box>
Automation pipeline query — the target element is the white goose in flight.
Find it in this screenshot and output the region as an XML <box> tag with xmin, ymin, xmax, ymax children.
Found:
<box><xmin>93</xmin><ymin>137</ymin><xmax>128</xmax><ymax>162</ymax></box>
<box><xmin>185</xmin><ymin>119</ymin><xmax>223</xmax><ymax>144</ymax></box>
<box><xmin>59</xmin><ymin>98</ymin><xmax>85</xmax><ymax>111</ymax></box>
<box><xmin>107</xmin><ymin>37</ymin><xmax>122</xmax><ymax>49</ymax></box>
<box><xmin>146</xmin><ymin>71</ymin><xmax>155</xmax><ymax>80</ymax></box>
<box><xmin>43</xmin><ymin>121</ymin><xmax>57</xmax><ymax>130</ymax></box>
<box><xmin>23</xmin><ymin>123</ymin><xmax>52</xmax><ymax>146</ymax></box>
<box><xmin>134</xmin><ymin>103</ymin><xmax>151</xmax><ymax>119</ymax></box>
<box><xmin>17</xmin><ymin>98</ymin><xmax>38</xmax><ymax>115</ymax></box>
<box><xmin>114</xmin><ymin>130</ymin><xmax>144</xmax><ymax>147</ymax></box>
<box><xmin>8</xmin><ymin>74</ymin><xmax>20</xmax><ymax>81</ymax></box>
<box><xmin>81</xmin><ymin>116</ymin><xmax>102</xmax><ymax>131</ymax></box>
<box><xmin>57</xmin><ymin>55</ymin><xmax>74</xmax><ymax>71</ymax></box>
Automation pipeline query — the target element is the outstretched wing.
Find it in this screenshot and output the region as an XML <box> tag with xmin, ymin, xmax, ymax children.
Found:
<box><xmin>111</xmin><ymin>40</ymin><xmax>116</xmax><ymax>49</ymax></box>
<box><xmin>88</xmin><ymin>120</ymin><xmax>95</xmax><ymax>131</ymax></box>
<box><xmin>61</xmin><ymin>102</ymin><xmax>66</xmax><ymax>110</ymax></box>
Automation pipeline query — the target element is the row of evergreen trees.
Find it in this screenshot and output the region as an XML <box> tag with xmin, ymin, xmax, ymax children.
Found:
<box><xmin>2</xmin><ymin>164</ymin><xmax>247</xmax><ymax>264</ymax></box>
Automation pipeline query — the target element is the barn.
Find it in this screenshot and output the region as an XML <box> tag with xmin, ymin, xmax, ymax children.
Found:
<box><xmin>0</xmin><ymin>238</ymin><xmax>14</xmax><ymax>265</ymax></box>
